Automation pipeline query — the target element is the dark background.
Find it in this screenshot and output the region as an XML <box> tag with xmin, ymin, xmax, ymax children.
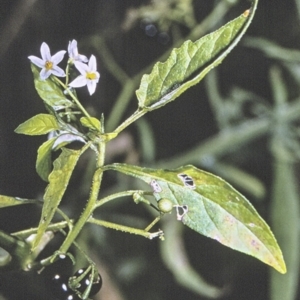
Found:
<box><xmin>0</xmin><ymin>0</ymin><xmax>298</xmax><ymax>299</ymax></box>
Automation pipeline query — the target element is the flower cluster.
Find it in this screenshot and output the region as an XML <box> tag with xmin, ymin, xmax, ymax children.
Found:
<box><xmin>28</xmin><ymin>40</ymin><xmax>100</xmax><ymax>95</ymax></box>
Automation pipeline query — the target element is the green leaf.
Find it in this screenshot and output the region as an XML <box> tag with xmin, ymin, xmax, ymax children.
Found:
<box><xmin>32</xmin><ymin>148</ymin><xmax>82</xmax><ymax>249</ymax></box>
<box><xmin>15</xmin><ymin>114</ymin><xmax>59</xmax><ymax>135</ymax></box>
<box><xmin>0</xmin><ymin>195</ymin><xmax>38</xmax><ymax>208</ymax></box>
<box><xmin>36</xmin><ymin>137</ymin><xmax>57</xmax><ymax>182</ymax></box>
<box><xmin>31</xmin><ymin>64</ymin><xmax>73</xmax><ymax>110</ymax></box>
<box><xmin>80</xmin><ymin>117</ymin><xmax>101</xmax><ymax>131</ymax></box>
<box><xmin>136</xmin><ymin>7</ymin><xmax>256</xmax><ymax>111</ymax></box>
<box><xmin>106</xmin><ymin>163</ymin><xmax>286</xmax><ymax>274</ymax></box>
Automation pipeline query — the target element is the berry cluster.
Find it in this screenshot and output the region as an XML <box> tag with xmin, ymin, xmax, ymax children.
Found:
<box><xmin>52</xmin><ymin>267</ymin><xmax>102</xmax><ymax>300</ymax></box>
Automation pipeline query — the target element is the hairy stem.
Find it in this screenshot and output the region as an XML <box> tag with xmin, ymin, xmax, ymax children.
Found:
<box><xmin>58</xmin><ymin>140</ymin><xmax>106</xmax><ymax>254</ymax></box>
<box><xmin>112</xmin><ymin>108</ymin><xmax>146</xmax><ymax>135</ymax></box>
<box><xmin>89</xmin><ymin>218</ymin><xmax>163</xmax><ymax>239</ymax></box>
<box><xmin>94</xmin><ymin>190</ymin><xmax>151</xmax><ymax>209</ymax></box>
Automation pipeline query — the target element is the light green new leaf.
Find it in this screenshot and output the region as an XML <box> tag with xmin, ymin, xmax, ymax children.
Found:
<box><xmin>136</xmin><ymin>5</ymin><xmax>256</xmax><ymax>111</ymax></box>
<box><xmin>106</xmin><ymin>163</ymin><xmax>286</xmax><ymax>274</ymax></box>
<box><xmin>32</xmin><ymin>148</ymin><xmax>82</xmax><ymax>249</ymax></box>
<box><xmin>15</xmin><ymin>114</ymin><xmax>59</xmax><ymax>135</ymax></box>
<box><xmin>80</xmin><ymin>117</ymin><xmax>101</xmax><ymax>131</ymax></box>
<box><xmin>0</xmin><ymin>195</ymin><xmax>38</xmax><ymax>208</ymax></box>
<box><xmin>36</xmin><ymin>137</ymin><xmax>57</xmax><ymax>182</ymax></box>
<box><xmin>31</xmin><ymin>64</ymin><xmax>73</xmax><ymax>110</ymax></box>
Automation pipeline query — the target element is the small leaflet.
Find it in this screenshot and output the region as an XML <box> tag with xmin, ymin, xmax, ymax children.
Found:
<box><xmin>177</xmin><ymin>173</ymin><xmax>196</xmax><ymax>189</ymax></box>
<box><xmin>150</xmin><ymin>179</ymin><xmax>162</xmax><ymax>193</ymax></box>
<box><xmin>174</xmin><ymin>205</ymin><xmax>188</xmax><ymax>221</ymax></box>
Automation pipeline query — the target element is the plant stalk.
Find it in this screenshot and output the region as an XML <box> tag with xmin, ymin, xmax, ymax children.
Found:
<box><xmin>58</xmin><ymin>140</ymin><xmax>106</xmax><ymax>254</ymax></box>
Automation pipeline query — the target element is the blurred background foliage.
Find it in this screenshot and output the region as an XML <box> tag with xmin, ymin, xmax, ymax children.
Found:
<box><xmin>0</xmin><ymin>0</ymin><xmax>300</xmax><ymax>299</ymax></box>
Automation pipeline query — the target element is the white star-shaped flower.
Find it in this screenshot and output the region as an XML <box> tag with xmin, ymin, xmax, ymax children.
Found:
<box><xmin>28</xmin><ymin>42</ymin><xmax>66</xmax><ymax>80</ymax></box>
<box><xmin>69</xmin><ymin>55</ymin><xmax>100</xmax><ymax>95</ymax></box>
<box><xmin>68</xmin><ymin>39</ymin><xmax>88</xmax><ymax>64</ymax></box>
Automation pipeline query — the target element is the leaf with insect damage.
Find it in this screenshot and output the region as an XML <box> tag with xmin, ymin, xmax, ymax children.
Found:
<box><xmin>106</xmin><ymin>163</ymin><xmax>286</xmax><ymax>274</ymax></box>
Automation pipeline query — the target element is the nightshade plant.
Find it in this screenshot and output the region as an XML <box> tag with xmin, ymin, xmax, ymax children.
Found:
<box><xmin>0</xmin><ymin>0</ymin><xmax>287</xmax><ymax>299</ymax></box>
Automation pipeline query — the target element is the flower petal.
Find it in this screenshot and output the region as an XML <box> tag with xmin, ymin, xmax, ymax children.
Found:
<box><xmin>51</xmin><ymin>65</ymin><xmax>66</xmax><ymax>77</ymax></box>
<box><xmin>69</xmin><ymin>75</ymin><xmax>87</xmax><ymax>88</ymax></box>
<box><xmin>41</xmin><ymin>42</ymin><xmax>51</xmax><ymax>61</ymax></box>
<box><xmin>40</xmin><ymin>68</ymin><xmax>51</xmax><ymax>80</ymax></box>
<box><xmin>68</xmin><ymin>41</ymin><xmax>72</xmax><ymax>56</ymax></box>
<box><xmin>53</xmin><ymin>133</ymin><xmax>86</xmax><ymax>149</ymax></box>
<box><xmin>78</xmin><ymin>54</ymin><xmax>88</xmax><ymax>63</ymax></box>
<box><xmin>68</xmin><ymin>40</ymin><xmax>88</xmax><ymax>63</ymax></box>
<box><xmin>28</xmin><ymin>56</ymin><xmax>45</xmax><ymax>68</ymax></box>
<box><xmin>52</xmin><ymin>50</ymin><xmax>66</xmax><ymax>64</ymax></box>
<box><xmin>88</xmin><ymin>55</ymin><xmax>97</xmax><ymax>71</ymax></box>
<box><xmin>87</xmin><ymin>80</ymin><xmax>97</xmax><ymax>95</ymax></box>
<box><xmin>94</xmin><ymin>71</ymin><xmax>100</xmax><ymax>82</ymax></box>
<box><xmin>74</xmin><ymin>61</ymin><xmax>89</xmax><ymax>75</ymax></box>
<box><xmin>68</xmin><ymin>40</ymin><xmax>77</xmax><ymax>57</ymax></box>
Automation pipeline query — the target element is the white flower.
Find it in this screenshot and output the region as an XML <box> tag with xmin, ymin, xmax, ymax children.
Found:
<box><xmin>69</xmin><ymin>55</ymin><xmax>100</xmax><ymax>95</ymax></box>
<box><xmin>28</xmin><ymin>42</ymin><xmax>66</xmax><ymax>80</ymax></box>
<box><xmin>68</xmin><ymin>39</ymin><xmax>88</xmax><ymax>63</ymax></box>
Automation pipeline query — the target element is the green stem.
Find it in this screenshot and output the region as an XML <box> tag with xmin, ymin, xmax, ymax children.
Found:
<box><xmin>11</xmin><ymin>221</ymin><xmax>70</xmax><ymax>239</ymax></box>
<box><xmin>144</xmin><ymin>216</ymin><xmax>161</xmax><ymax>232</ymax></box>
<box><xmin>94</xmin><ymin>190</ymin><xmax>149</xmax><ymax>209</ymax></box>
<box><xmin>11</xmin><ymin>191</ymin><xmax>153</xmax><ymax>241</ymax></box>
<box><xmin>52</xmin><ymin>76</ymin><xmax>96</xmax><ymax>128</ymax></box>
<box><xmin>112</xmin><ymin>108</ymin><xmax>147</xmax><ymax>135</ymax></box>
<box><xmin>88</xmin><ymin>218</ymin><xmax>163</xmax><ymax>239</ymax></box>
<box><xmin>58</xmin><ymin>140</ymin><xmax>106</xmax><ymax>254</ymax></box>
<box><xmin>65</xmin><ymin>62</ymin><xmax>71</xmax><ymax>85</ymax></box>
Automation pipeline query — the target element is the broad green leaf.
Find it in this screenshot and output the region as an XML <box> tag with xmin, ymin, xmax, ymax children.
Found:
<box><xmin>31</xmin><ymin>64</ymin><xmax>73</xmax><ymax>110</ymax></box>
<box><xmin>136</xmin><ymin>5</ymin><xmax>256</xmax><ymax>111</ymax></box>
<box><xmin>0</xmin><ymin>195</ymin><xmax>38</xmax><ymax>208</ymax></box>
<box><xmin>15</xmin><ymin>114</ymin><xmax>59</xmax><ymax>135</ymax></box>
<box><xmin>80</xmin><ymin>117</ymin><xmax>101</xmax><ymax>131</ymax></box>
<box><xmin>36</xmin><ymin>137</ymin><xmax>57</xmax><ymax>182</ymax></box>
<box><xmin>106</xmin><ymin>163</ymin><xmax>286</xmax><ymax>274</ymax></box>
<box><xmin>32</xmin><ymin>148</ymin><xmax>82</xmax><ymax>249</ymax></box>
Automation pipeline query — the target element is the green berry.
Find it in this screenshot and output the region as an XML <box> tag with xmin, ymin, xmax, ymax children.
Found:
<box><xmin>158</xmin><ymin>198</ymin><xmax>173</xmax><ymax>213</ymax></box>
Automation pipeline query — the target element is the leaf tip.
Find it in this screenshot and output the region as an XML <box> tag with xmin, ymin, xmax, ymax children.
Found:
<box><xmin>14</xmin><ymin>126</ymin><xmax>21</xmax><ymax>134</ymax></box>
<box><xmin>243</xmin><ymin>9</ymin><xmax>250</xmax><ymax>18</ymax></box>
<box><xmin>275</xmin><ymin>261</ymin><xmax>287</xmax><ymax>274</ymax></box>
<box><xmin>269</xmin><ymin>253</ymin><xmax>287</xmax><ymax>274</ymax></box>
